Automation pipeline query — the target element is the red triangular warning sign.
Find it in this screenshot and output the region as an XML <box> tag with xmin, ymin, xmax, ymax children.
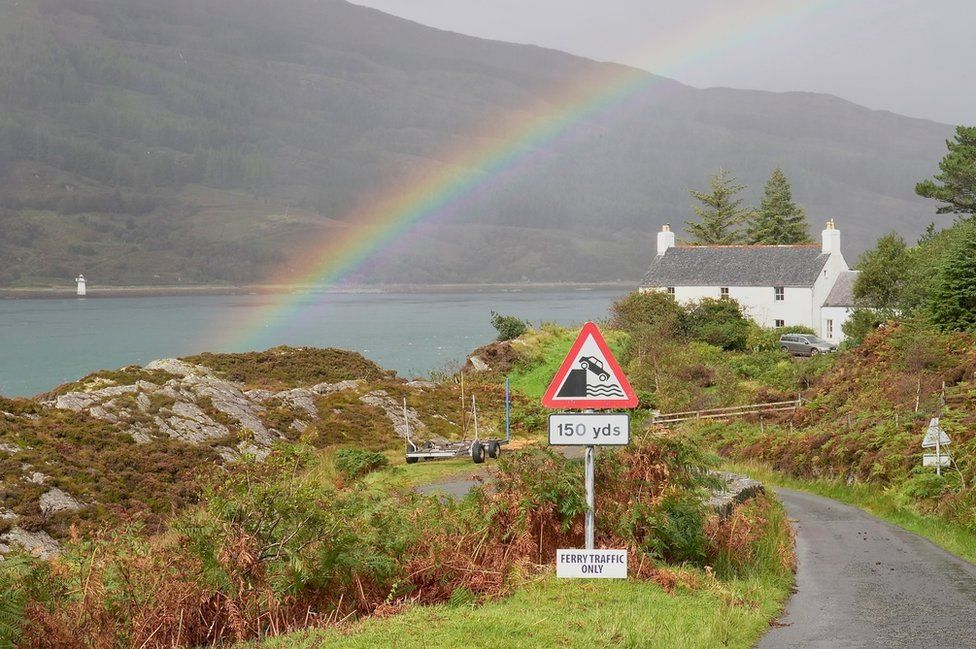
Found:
<box><xmin>542</xmin><ymin>322</ymin><xmax>638</xmax><ymax>409</ymax></box>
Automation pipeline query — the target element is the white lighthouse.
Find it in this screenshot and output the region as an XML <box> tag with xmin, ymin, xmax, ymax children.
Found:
<box><xmin>75</xmin><ymin>274</ymin><xmax>87</xmax><ymax>297</ymax></box>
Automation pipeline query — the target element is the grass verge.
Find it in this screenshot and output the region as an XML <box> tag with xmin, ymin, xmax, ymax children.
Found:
<box><xmin>256</xmin><ymin>572</ymin><xmax>788</xmax><ymax>649</ymax></box>
<box><xmin>724</xmin><ymin>460</ymin><xmax>976</xmax><ymax>566</ymax></box>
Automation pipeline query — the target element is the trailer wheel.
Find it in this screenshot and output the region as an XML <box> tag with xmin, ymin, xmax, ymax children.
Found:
<box><xmin>406</xmin><ymin>456</ymin><xmax>419</xmax><ymax>464</ymax></box>
<box><xmin>471</xmin><ymin>441</ymin><xmax>485</xmax><ymax>464</ymax></box>
<box><xmin>406</xmin><ymin>440</ymin><xmax>419</xmax><ymax>464</ymax></box>
<box><xmin>487</xmin><ymin>441</ymin><xmax>500</xmax><ymax>459</ymax></box>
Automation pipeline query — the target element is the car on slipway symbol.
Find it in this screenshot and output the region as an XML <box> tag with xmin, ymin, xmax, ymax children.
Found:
<box><xmin>579</xmin><ymin>356</ymin><xmax>610</xmax><ymax>382</ymax></box>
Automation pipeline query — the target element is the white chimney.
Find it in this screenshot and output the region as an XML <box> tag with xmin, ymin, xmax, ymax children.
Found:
<box><xmin>657</xmin><ymin>223</ymin><xmax>676</xmax><ymax>256</ymax></box>
<box><xmin>821</xmin><ymin>219</ymin><xmax>841</xmax><ymax>255</ymax></box>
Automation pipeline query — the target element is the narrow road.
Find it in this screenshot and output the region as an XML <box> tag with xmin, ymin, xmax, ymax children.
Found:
<box><xmin>759</xmin><ymin>488</ymin><xmax>976</xmax><ymax>649</ymax></box>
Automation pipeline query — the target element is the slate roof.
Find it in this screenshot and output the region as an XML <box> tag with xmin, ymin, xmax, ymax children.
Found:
<box><xmin>823</xmin><ymin>270</ymin><xmax>859</xmax><ymax>307</ymax></box>
<box><xmin>641</xmin><ymin>245</ymin><xmax>830</xmax><ymax>288</ymax></box>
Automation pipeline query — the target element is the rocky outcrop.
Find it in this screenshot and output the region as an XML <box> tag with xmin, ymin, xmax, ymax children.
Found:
<box><xmin>1</xmin><ymin>528</ymin><xmax>60</xmax><ymax>559</ymax></box>
<box><xmin>39</xmin><ymin>487</ymin><xmax>83</xmax><ymax>515</ymax></box>
<box><xmin>359</xmin><ymin>390</ymin><xmax>434</xmax><ymax>440</ymax></box>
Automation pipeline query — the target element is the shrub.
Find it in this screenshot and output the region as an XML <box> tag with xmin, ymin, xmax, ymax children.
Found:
<box><xmin>841</xmin><ymin>309</ymin><xmax>887</xmax><ymax>347</ymax></box>
<box><xmin>490</xmin><ymin>311</ymin><xmax>529</xmax><ymax>341</ymax></box>
<box><xmin>686</xmin><ymin>298</ymin><xmax>751</xmax><ymax>351</ymax></box>
<box><xmin>609</xmin><ymin>291</ymin><xmax>687</xmax><ymax>337</ymax></box>
<box><xmin>334</xmin><ymin>448</ymin><xmax>389</xmax><ymax>479</ymax></box>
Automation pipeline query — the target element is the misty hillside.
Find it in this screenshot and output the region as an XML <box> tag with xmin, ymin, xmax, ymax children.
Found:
<box><xmin>0</xmin><ymin>0</ymin><xmax>955</xmax><ymax>286</ymax></box>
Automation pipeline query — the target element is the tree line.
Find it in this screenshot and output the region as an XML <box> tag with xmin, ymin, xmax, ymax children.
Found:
<box><xmin>683</xmin><ymin>167</ymin><xmax>812</xmax><ymax>246</ymax></box>
<box><xmin>849</xmin><ymin>126</ymin><xmax>976</xmax><ymax>336</ymax></box>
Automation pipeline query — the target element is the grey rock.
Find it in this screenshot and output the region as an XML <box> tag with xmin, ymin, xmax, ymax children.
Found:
<box><xmin>88</xmin><ymin>405</ymin><xmax>119</xmax><ymax>423</ymax></box>
<box><xmin>360</xmin><ymin>390</ymin><xmax>434</xmax><ymax>440</ymax></box>
<box><xmin>467</xmin><ymin>356</ymin><xmax>490</xmax><ymax>372</ymax></box>
<box><xmin>0</xmin><ymin>443</ymin><xmax>21</xmax><ymax>454</ymax></box>
<box><xmin>311</xmin><ymin>379</ymin><xmax>360</xmax><ymax>395</ymax></box>
<box><xmin>275</xmin><ymin>388</ymin><xmax>319</xmax><ymax>418</ymax></box>
<box><xmin>406</xmin><ymin>380</ymin><xmax>438</xmax><ymax>390</ymax></box>
<box><xmin>129</xmin><ymin>424</ymin><xmax>155</xmax><ymax>444</ymax></box>
<box><xmin>54</xmin><ymin>392</ymin><xmax>97</xmax><ymax>411</ymax></box>
<box><xmin>26</xmin><ymin>472</ymin><xmax>47</xmax><ymax>485</ymax></box>
<box><xmin>144</xmin><ymin>358</ymin><xmax>207</xmax><ymax>377</ymax></box>
<box><xmin>245</xmin><ymin>389</ymin><xmax>275</xmax><ymax>403</ymax></box>
<box><xmin>290</xmin><ymin>419</ymin><xmax>309</xmax><ymax>433</ymax></box>
<box><xmin>39</xmin><ymin>488</ymin><xmax>83</xmax><ymax>515</ymax></box>
<box><xmin>1</xmin><ymin>527</ymin><xmax>60</xmax><ymax>559</ymax></box>
<box><xmin>0</xmin><ymin>508</ymin><xmax>17</xmax><ymax>521</ymax></box>
<box><xmin>155</xmin><ymin>402</ymin><xmax>229</xmax><ymax>444</ymax></box>
<box><xmin>136</xmin><ymin>392</ymin><xmax>152</xmax><ymax>413</ymax></box>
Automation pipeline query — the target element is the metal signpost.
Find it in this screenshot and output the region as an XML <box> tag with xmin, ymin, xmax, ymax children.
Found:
<box><xmin>542</xmin><ymin>322</ymin><xmax>638</xmax><ymax>577</ymax></box>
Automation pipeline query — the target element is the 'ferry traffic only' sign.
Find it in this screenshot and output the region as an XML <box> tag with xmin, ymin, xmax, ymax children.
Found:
<box><xmin>543</xmin><ymin>322</ymin><xmax>636</xmax><ymax>579</ymax></box>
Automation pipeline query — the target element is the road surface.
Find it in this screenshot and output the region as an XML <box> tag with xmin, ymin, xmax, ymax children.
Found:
<box><xmin>759</xmin><ymin>488</ymin><xmax>976</xmax><ymax>649</ymax></box>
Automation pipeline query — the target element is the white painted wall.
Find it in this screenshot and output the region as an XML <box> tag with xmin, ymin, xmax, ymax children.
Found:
<box><xmin>643</xmin><ymin>285</ymin><xmax>816</xmax><ymax>330</ymax></box>
<box><xmin>821</xmin><ymin>306</ymin><xmax>853</xmax><ymax>343</ymax></box>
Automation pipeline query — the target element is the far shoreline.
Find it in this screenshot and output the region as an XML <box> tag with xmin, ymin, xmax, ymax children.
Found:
<box><xmin>0</xmin><ymin>281</ymin><xmax>636</xmax><ymax>300</ymax></box>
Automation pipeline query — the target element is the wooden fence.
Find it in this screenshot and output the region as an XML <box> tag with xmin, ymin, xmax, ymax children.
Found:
<box><xmin>652</xmin><ymin>399</ymin><xmax>802</xmax><ymax>426</ymax></box>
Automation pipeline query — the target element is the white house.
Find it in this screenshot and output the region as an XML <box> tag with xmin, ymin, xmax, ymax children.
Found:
<box><xmin>640</xmin><ymin>221</ymin><xmax>857</xmax><ymax>343</ymax></box>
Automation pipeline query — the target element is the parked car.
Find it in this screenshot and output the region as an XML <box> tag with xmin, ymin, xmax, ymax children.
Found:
<box><xmin>779</xmin><ymin>333</ymin><xmax>837</xmax><ymax>356</ymax></box>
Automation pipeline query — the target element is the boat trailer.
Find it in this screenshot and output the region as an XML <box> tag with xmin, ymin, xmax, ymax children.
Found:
<box><xmin>405</xmin><ymin>379</ymin><xmax>510</xmax><ymax>465</ymax></box>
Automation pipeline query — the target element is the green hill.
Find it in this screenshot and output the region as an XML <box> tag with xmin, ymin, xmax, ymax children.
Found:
<box><xmin>0</xmin><ymin>0</ymin><xmax>955</xmax><ymax>286</ymax></box>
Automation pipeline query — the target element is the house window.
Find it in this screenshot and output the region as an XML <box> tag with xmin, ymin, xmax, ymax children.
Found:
<box><xmin>826</xmin><ymin>319</ymin><xmax>834</xmax><ymax>339</ymax></box>
<box><xmin>720</xmin><ymin>287</ymin><xmax>729</xmax><ymax>299</ymax></box>
<box><xmin>774</xmin><ymin>287</ymin><xmax>784</xmax><ymax>301</ymax></box>
<box><xmin>775</xmin><ymin>319</ymin><xmax>785</xmax><ymax>328</ymax></box>
<box><xmin>667</xmin><ymin>287</ymin><xmax>675</xmax><ymax>295</ymax></box>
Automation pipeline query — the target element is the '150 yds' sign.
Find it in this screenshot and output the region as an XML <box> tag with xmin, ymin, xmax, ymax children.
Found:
<box><xmin>548</xmin><ymin>413</ymin><xmax>630</xmax><ymax>446</ymax></box>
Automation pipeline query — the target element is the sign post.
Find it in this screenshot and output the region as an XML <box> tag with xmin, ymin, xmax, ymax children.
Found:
<box><xmin>542</xmin><ymin>322</ymin><xmax>638</xmax><ymax>574</ymax></box>
<box><xmin>922</xmin><ymin>418</ymin><xmax>952</xmax><ymax>476</ymax></box>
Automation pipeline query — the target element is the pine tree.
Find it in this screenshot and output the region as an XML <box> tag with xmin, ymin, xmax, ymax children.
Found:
<box><xmin>747</xmin><ymin>168</ymin><xmax>812</xmax><ymax>244</ymax></box>
<box><xmin>685</xmin><ymin>169</ymin><xmax>749</xmax><ymax>245</ymax></box>
<box><xmin>930</xmin><ymin>222</ymin><xmax>976</xmax><ymax>331</ymax></box>
<box><xmin>916</xmin><ymin>125</ymin><xmax>976</xmax><ymax>215</ymax></box>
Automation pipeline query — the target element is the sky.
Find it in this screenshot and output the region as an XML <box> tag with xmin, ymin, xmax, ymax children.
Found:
<box><xmin>351</xmin><ymin>0</ymin><xmax>974</xmax><ymax>125</ymax></box>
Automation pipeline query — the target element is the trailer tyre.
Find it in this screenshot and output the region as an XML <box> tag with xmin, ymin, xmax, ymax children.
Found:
<box><xmin>471</xmin><ymin>441</ymin><xmax>485</xmax><ymax>464</ymax></box>
<box><xmin>487</xmin><ymin>441</ymin><xmax>500</xmax><ymax>459</ymax></box>
<box><xmin>406</xmin><ymin>440</ymin><xmax>419</xmax><ymax>464</ymax></box>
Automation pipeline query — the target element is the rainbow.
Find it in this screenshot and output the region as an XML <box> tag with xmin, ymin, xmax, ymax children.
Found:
<box><xmin>224</xmin><ymin>0</ymin><xmax>845</xmax><ymax>349</ymax></box>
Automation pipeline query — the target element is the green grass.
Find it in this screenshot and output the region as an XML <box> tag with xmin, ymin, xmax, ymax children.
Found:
<box><xmin>366</xmin><ymin>457</ymin><xmax>485</xmax><ymax>490</ymax></box>
<box><xmin>725</xmin><ymin>460</ymin><xmax>976</xmax><ymax>566</ymax></box>
<box><xmin>256</xmin><ymin>573</ymin><xmax>787</xmax><ymax>649</ymax></box>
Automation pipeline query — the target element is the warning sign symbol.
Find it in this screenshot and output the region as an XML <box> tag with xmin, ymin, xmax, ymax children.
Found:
<box><xmin>542</xmin><ymin>322</ymin><xmax>638</xmax><ymax>409</ymax></box>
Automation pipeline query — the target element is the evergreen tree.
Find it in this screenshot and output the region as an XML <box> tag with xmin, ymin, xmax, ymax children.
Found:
<box><xmin>929</xmin><ymin>222</ymin><xmax>976</xmax><ymax>331</ymax></box>
<box><xmin>685</xmin><ymin>169</ymin><xmax>749</xmax><ymax>245</ymax></box>
<box><xmin>852</xmin><ymin>233</ymin><xmax>910</xmax><ymax>311</ymax></box>
<box><xmin>916</xmin><ymin>125</ymin><xmax>976</xmax><ymax>215</ymax></box>
<box><xmin>747</xmin><ymin>168</ymin><xmax>812</xmax><ymax>244</ymax></box>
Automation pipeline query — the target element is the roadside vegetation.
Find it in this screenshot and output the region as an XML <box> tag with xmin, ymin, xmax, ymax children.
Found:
<box><xmin>0</xmin><ymin>434</ymin><xmax>792</xmax><ymax>648</ymax></box>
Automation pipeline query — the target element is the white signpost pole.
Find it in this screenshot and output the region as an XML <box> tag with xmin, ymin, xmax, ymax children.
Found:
<box><xmin>584</xmin><ymin>439</ymin><xmax>595</xmax><ymax>550</ymax></box>
<box><xmin>936</xmin><ymin>429</ymin><xmax>942</xmax><ymax>477</ymax></box>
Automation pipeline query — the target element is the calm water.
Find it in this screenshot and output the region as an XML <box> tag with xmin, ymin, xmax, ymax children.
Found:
<box><xmin>0</xmin><ymin>289</ymin><xmax>625</xmax><ymax>397</ymax></box>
